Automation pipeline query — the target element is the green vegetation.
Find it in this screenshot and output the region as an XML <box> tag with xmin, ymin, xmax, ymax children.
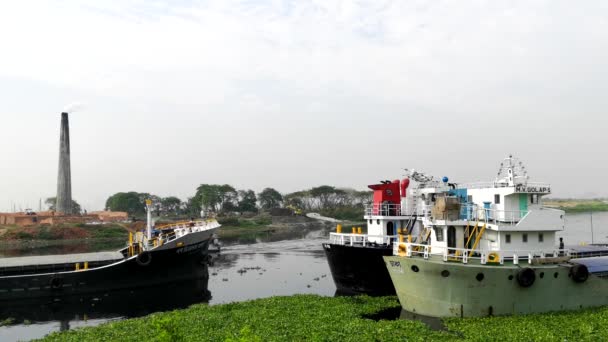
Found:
<box><xmin>545</xmin><ymin>199</ymin><xmax>608</xmax><ymax>213</ymax></box>
<box><xmin>0</xmin><ymin>223</ymin><xmax>129</xmax><ymax>241</ymax></box>
<box><xmin>44</xmin><ymin>197</ymin><xmax>82</xmax><ymax>214</ymax></box>
<box><xmin>258</xmin><ymin>188</ymin><xmax>284</xmax><ymax>210</ymax></box>
<box><xmin>106</xmin><ymin>184</ymin><xmax>370</xmax><ymax>221</ymax></box>
<box><xmin>216</xmin><ymin>215</ymin><xmax>275</xmax><ymax>239</ymax></box>
<box><xmin>39</xmin><ymin>295</ymin><xmax>608</xmax><ymax>342</ymax></box>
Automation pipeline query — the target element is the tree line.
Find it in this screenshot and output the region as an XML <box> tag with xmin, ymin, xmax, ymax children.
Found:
<box><xmin>104</xmin><ymin>185</ymin><xmax>371</xmax><ymax>219</ymax></box>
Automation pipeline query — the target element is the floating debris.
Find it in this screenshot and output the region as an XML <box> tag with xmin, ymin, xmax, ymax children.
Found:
<box><xmin>222</xmin><ymin>278</ymin><xmax>229</xmax><ymax>282</ymax></box>
<box><xmin>306</xmin><ymin>285</ymin><xmax>311</xmax><ymax>288</ymax></box>
<box><xmin>211</xmin><ymin>272</ymin><xmax>218</xmax><ymax>276</ymax></box>
<box><xmin>313</xmin><ymin>277</ymin><xmax>320</xmax><ymax>281</ymax></box>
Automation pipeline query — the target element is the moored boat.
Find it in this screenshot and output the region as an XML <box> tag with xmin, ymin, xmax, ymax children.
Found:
<box><xmin>323</xmin><ymin>179</ymin><xmax>416</xmax><ymax>295</ymax></box>
<box><xmin>0</xmin><ymin>200</ymin><xmax>220</xmax><ymax>301</ymax></box>
<box><xmin>383</xmin><ymin>155</ymin><xmax>608</xmax><ymax>317</ymax></box>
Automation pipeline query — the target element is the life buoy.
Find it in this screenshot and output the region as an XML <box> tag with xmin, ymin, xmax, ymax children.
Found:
<box><xmin>136</xmin><ymin>251</ymin><xmax>152</xmax><ymax>266</ymax></box>
<box><xmin>570</xmin><ymin>264</ymin><xmax>589</xmax><ymax>283</ymax></box>
<box><xmin>50</xmin><ymin>277</ymin><xmax>63</xmax><ymax>290</ymax></box>
<box><xmin>516</xmin><ymin>268</ymin><xmax>536</xmax><ymax>288</ymax></box>
<box><xmin>398</xmin><ymin>243</ymin><xmax>407</xmax><ymax>257</ymax></box>
<box><xmin>487</xmin><ymin>252</ymin><xmax>500</xmax><ymax>263</ymax></box>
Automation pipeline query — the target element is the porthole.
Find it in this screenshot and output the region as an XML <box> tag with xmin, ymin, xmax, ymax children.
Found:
<box><xmin>441</xmin><ymin>270</ymin><xmax>450</xmax><ymax>277</ymax></box>
<box><xmin>540</xmin><ymin>272</ymin><xmax>545</xmax><ymax>279</ymax></box>
<box><xmin>476</xmin><ymin>273</ymin><xmax>484</xmax><ymax>282</ymax></box>
<box><xmin>411</xmin><ymin>265</ymin><xmax>419</xmax><ymax>273</ymax></box>
<box><xmin>508</xmin><ymin>275</ymin><xmax>514</xmax><ymax>280</ymax></box>
<box><xmin>554</xmin><ymin>272</ymin><xmax>559</xmax><ymax>278</ymax></box>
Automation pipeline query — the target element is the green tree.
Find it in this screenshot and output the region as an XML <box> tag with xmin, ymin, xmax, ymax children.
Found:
<box><xmin>258</xmin><ymin>188</ymin><xmax>283</xmax><ymax>209</ymax></box>
<box><xmin>238</xmin><ymin>190</ymin><xmax>258</xmax><ymax>212</ymax></box>
<box><xmin>195</xmin><ymin>184</ymin><xmax>238</xmax><ymax>213</ymax></box>
<box><xmin>45</xmin><ymin>197</ymin><xmax>82</xmax><ymax>214</ymax></box>
<box><xmin>161</xmin><ymin>197</ymin><xmax>182</xmax><ymax>215</ymax></box>
<box><xmin>105</xmin><ymin>192</ymin><xmax>147</xmax><ymax>215</ymax></box>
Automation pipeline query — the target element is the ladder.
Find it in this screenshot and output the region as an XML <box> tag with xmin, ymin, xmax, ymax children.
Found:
<box><xmin>468</xmin><ymin>222</ymin><xmax>487</xmax><ymax>258</ymax></box>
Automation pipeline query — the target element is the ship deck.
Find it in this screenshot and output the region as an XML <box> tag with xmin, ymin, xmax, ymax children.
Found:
<box><xmin>0</xmin><ymin>252</ymin><xmax>125</xmax><ymax>269</ymax></box>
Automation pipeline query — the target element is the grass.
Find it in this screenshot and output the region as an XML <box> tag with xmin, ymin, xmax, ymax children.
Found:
<box><xmin>544</xmin><ymin>199</ymin><xmax>608</xmax><ymax>213</ymax></box>
<box><xmin>216</xmin><ymin>215</ymin><xmax>278</xmax><ymax>239</ymax></box>
<box><xmin>0</xmin><ymin>223</ymin><xmax>129</xmax><ymax>242</ymax></box>
<box><xmin>37</xmin><ymin>295</ymin><xmax>608</xmax><ymax>342</ymax></box>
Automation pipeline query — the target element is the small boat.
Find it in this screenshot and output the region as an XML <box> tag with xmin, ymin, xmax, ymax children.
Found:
<box><xmin>383</xmin><ymin>155</ymin><xmax>608</xmax><ymax>317</ymax></box>
<box><xmin>0</xmin><ymin>200</ymin><xmax>220</xmax><ymax>301</ymax></box>
<box><xmin>322</xmin><ymin>179</ymin><xmax>415</xmax><ymax>295</ymax></box>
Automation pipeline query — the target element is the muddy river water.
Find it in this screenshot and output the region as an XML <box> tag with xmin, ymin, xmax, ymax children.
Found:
<box><xmin>0</xmin><ymin>212</ymin><xmax>606</xmax><ymax>341</ymax></box>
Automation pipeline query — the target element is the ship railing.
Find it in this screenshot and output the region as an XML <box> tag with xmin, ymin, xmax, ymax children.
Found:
<box><xmin>456</xmin><ymin>181</ymin><xmax>551</xmax><ymax>190</ymax></box>
<box><xmin>456</xmin><ymin>204</ymin><xmax>529</xmax><ymax>224</ymax></box>
<box><xmin>394</xmin><ymin>242</ymin><xmax>573</xmax><ymax>265</ymax></box>
<box><xmin>329</xmin><ymin>232</ymin><xmax>398</xmax><ymax>246</ymax></box>
<box><xmin>364</xmin><ymin>204</ymin><xmax>403</xmax><ymax>216</ymax></box>
<box><xmin>141</xmin><ymin>220</ymin><xmax>221</xmax><ymax>250</ymax></box>
<box><xmin>156</xmin><ymin>219</ymin><xmax>219</xmax><ymax>231</ymax></box>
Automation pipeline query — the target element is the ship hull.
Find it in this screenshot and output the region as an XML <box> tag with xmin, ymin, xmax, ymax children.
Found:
<box><xmin>323</xmin><ymin>243</ymin><xmax>395</xmax><ymax>296</ymax></box>
<box><xmin>384</xmin><ymin>255</ymin><xmax>608</xmax><ymax>317</ymax></box>
<box><xmin>0</xmin><ymin>230</ymin><xmax>216</xmax><ymax>301</ymax></box>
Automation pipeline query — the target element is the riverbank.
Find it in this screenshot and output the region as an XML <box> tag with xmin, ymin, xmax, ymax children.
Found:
<box><xmin>545</xmin><ymin>199</ymin><xmax>608</xmax><ymax>213</ymax></box>
<box><xmin>0</xmin><ymin>223</ymin><xmax>129</xmax><ymax>241</ymax></box>
<box><xmin>38</xmin><ymin>294</ymin><xmax>608</xmax><ymax>341</ymax></box>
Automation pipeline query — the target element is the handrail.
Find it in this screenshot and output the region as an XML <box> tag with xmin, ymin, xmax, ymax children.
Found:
<box><xmin>456</xmin><ymin>181</ymin><xmax>551</xmax><ymax>190</ymax></box>
<box><xmin>155</xmin><ymin>219</ymin><xmax>218</xmax><ymax>231</ymax></box>
<box><xmin>458</xmin><ymin>204</ymin><xmax>529</xmax><ymax>224</ymax></box>
<box><xmin>364</xmin><ymin>203</ymin><xmax>403</xmax><ymax>216</ymax></box>
<box><xmin>393</xmin><ymin>242</ymin><xmax>573</xmax><ymax>265</ymax></box>
<box><xmin>329</xmin><ymin>232</ymin><xmax>398</xmax><ymax>247</ymax></box>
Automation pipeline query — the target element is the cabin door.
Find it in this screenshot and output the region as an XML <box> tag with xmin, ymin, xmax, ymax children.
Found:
<box><xmin>447</xmin><ymin>226</ymin><xmax>456</xmax><ymax>252</ymax></box>
<box><xmin>387</xmin><ymin>222</ymin><xmax>394</xmax><ymax>237</ymax></box>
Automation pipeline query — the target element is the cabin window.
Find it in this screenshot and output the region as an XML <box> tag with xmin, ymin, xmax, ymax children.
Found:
<box><xmin>505</xmin><ymin>234</ymin><xmax>511</xmax><ymax>243</ymax></box>
<box><xmin>522</xmin><ymin>233</ymin><xmax>528</xmax><ymax>243</ymax></box>
<box><xmin>467</xmin><ymin>195</ymin><xmax>473</xmax><ymax>203</ymax></box>
<box><xmin>494</xmin><ymin>194</ymin><xmax>500</xmax><ymax>204</ymax></box>
<box><xmin>369</xmin><ymin>220</ymin><xmax>372</xmax><ymax>225</ymax></box>
<box><xmin>434</xmin><ymin>227</ymin><xmax>444</xmax><ymax>242</ymax></box>
<box><xmin>377</xmin><ymin>219</ymin><xmax>380</xmax><ymax>225</ymax></box>
<box><xmin>539</xmin><ymin>233</ymin><xmax>544</xmax><ymax>243</ymax></box>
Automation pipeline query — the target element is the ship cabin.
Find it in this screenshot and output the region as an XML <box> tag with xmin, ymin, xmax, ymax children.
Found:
<box><xmin>406</xmin><ymin>156</ymin><xmax>565</xmax><ymax>257</ymax></box>
<box><xmin>358</xmin><ymin>156</ymin><xmax>565</xmax><ymax>260</ymax></box>
<box><xmin>363</xmin><ymin>178</ymin><xmax>413</xmax><ymax>245</ymax></box>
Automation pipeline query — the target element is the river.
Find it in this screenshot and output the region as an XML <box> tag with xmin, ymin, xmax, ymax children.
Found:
<box><xmin>0</xmin><ymin>212</ymin><xmax>606</xmax><ymax>341</ymax></box>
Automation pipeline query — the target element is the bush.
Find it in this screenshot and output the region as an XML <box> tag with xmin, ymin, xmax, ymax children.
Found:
<box><xmin>15</xmin><ymin>231</ymin><xmax>33</xmax><ymax>240</ymax></box>
<box><xmin>217</xmin><ymin>217</ymin><xmax>240</xmax><ymax>227</ymax></box>
<box><xmin>320</xmin><ymin>206</ymin><xmax>363</xmax><ymax>221</ymax></box>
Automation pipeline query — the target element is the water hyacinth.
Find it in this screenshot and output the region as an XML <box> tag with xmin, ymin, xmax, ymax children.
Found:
<box><xmin>38</xmin><ymin>295</ymin><xmax>608</xmax><ymax>342</ymax></box>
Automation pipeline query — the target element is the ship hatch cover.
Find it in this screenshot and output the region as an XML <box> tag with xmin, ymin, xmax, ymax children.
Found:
<box><xmin>571</xmin><ymin>256</ymin><xmax>608</xmax><ymax>274</ymax></box>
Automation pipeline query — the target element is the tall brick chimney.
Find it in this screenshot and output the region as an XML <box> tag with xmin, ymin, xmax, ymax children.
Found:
<box><xmin>56</xmin><ymin>112</ymin><xmax>72</xmax><ymax>214</ymax></box>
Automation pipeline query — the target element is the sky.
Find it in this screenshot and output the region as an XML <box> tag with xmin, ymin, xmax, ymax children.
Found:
<box><xmin>0</xmin><ymin>0</ymin><xmax>607</xmax><ymax>212</ymax></box>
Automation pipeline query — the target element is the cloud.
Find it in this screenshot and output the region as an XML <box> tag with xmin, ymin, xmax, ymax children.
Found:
<box><xmin>1</xmin><ymin>0</ymin><xmax>607</xmax><ymax>210</ymax></box>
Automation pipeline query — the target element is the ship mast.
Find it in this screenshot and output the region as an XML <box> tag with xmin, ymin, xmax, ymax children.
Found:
<box><xmin>145</xmin><ymin>199</ymin><xmax>152</xmax><ymax>240</ymax></box>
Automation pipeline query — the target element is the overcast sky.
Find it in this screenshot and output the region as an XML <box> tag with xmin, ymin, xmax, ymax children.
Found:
<box><xmin>1</xmin><ymin>0</ymin><xmax>607</xmax><ymax>211</ymax></box>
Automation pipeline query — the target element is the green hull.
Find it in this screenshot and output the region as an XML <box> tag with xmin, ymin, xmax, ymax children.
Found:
<box><xmin>384</xmin><ymin>255</ymin><xmax>608</xmax><ymax>317</ymax></box>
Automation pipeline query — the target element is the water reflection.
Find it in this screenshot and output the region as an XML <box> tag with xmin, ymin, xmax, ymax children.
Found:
<box><xmin>0</xmin><ymin>279</ymin><xmax>211</xmax><ymax>342</ymax></box>
<box><xmin>207</xmin><ymin>237</ymin><xmax>335</xmax><ymax>305</ymax></box>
